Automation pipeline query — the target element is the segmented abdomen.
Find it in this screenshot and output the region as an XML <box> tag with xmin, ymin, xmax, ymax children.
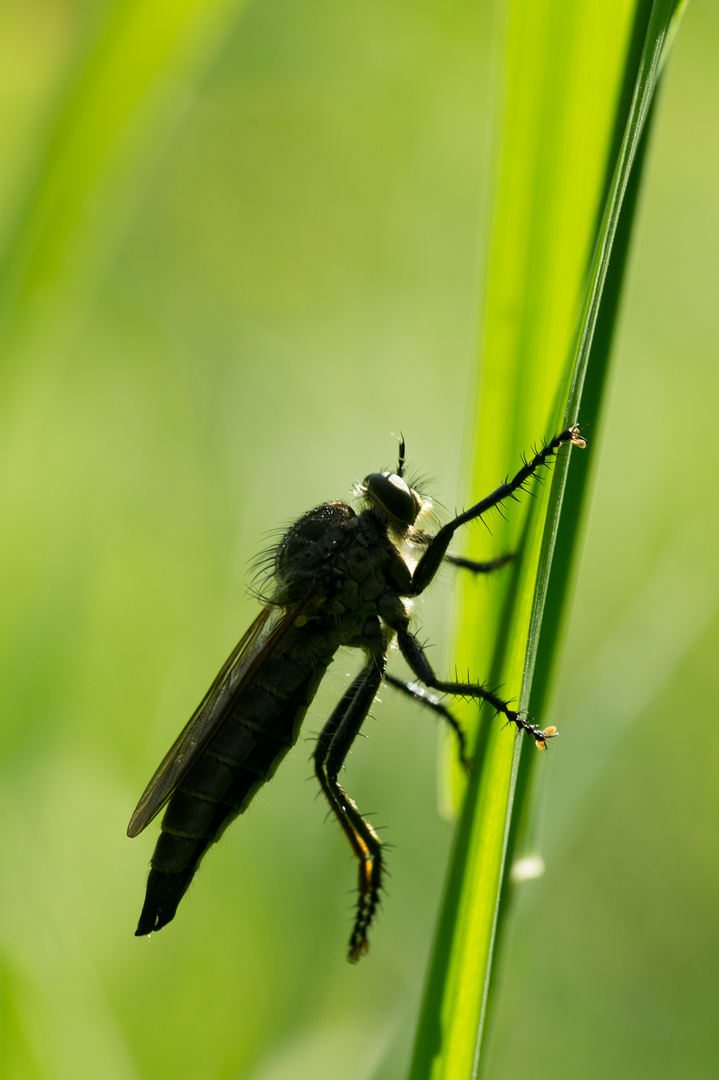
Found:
<box><xmin>135</xmin><ymin>636</ymin><xmax>333</xmax><ymax>935</ymax></box>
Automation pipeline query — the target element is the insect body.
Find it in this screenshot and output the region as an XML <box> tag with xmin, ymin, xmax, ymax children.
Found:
<box><xmin>128</xmin><ymin>426</ymin><xmax>585</xmax><ymax>959</ymax></box>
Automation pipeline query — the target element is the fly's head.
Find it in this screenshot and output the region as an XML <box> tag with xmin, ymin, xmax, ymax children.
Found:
<box><xmin>359</xmin><ymin>470</ymin><xmax>421</xmax><ymax>529</ymax></box>
<box><xmin>358</xmin><ymin>439</ymin><xmax>432</xmax><ymax>539</ymax></box>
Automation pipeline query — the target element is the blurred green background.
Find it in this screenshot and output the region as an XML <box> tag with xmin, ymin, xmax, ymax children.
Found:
<box><xmin>0</xmin><ymin>1</ymin><xmax>717</xmax><ymax>1078</ymax></box>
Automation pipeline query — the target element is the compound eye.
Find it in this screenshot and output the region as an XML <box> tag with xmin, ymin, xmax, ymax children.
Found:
<box><xmin>363</xmin><ymin>471</ymin><xmax>420</xmax><ymax>525</ymax></box>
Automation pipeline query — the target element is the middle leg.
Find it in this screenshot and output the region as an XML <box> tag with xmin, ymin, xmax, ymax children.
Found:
<box><xmin>395</xmin><ymin>627</ymin><xmax>556</xmax><ymax>749</ymax></box>
<box><xmin>382</xmin><ymin>672</ymin><xmax>470</xmax><ymax>771</ymax></box>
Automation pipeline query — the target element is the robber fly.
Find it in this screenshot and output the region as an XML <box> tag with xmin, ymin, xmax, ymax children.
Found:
<box><xmin>128</xmin><ymin>426</ymin><xmax>585</xmax><ymax>960</ymax></box>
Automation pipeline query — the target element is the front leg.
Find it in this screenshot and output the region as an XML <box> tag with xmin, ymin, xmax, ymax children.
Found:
<box><xmin>411</xmin><ymin>530</ymin><xmax>514</xmax><ymax>577</ymax></box>
<box><xmin>443</xmin><ymin>552</ymin><xmax>514</xmax><ymax>574</ymax></box>
<box><xmin>410</xmin><ymin>426</ymin><xmax>585</xmax><ymax>596</ymax></box>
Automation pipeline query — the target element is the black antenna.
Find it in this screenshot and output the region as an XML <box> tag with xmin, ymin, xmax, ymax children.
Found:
<box><xmin>397</xmin><ymin>433</ymin><xmax>406</xmax><ymax>478</ymax></box>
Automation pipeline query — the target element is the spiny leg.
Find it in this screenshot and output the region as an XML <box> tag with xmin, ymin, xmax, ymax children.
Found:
<box><xmin>385</xmin><ymin>550</ymin><xmax>513</xmax><ymax>764</ymax></box>
<box><xmin>313</xmin><ymin>652</ymin><xmax>387</xmax><ymax>961</ymax></box>
<box><xmin>410</xmin><ymin>531</ymin><xmax>514</xmax><ymax>575</ymax></box>
<box><xmin>410</xmin><ymin>426</ymin><xmax>586</xmax><ymax>596</ymax></box>
<box><xmin>443</xmin><ymin>552</ymin><xmax>514</xmax><ymax>574</ymax></box>
<box><xmin>382</xmin><ymin>672</ymin><xmax>470</xmax><ymax>771</ymax></box>
<box><xmin>395</xmin><ymin>627</ymin><xmax>556</xmax><ymax>749</ymax></box>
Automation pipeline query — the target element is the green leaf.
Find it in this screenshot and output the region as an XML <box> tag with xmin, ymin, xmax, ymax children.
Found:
<box><xmin>409</xmin><ymin>2</ymin><xmax>689</xmax><ymax>1077</ymax></box>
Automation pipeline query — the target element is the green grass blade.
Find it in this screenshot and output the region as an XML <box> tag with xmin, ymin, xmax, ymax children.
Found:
<box><xmin>0</xmin><ymin>0</ymin><xmax>246</xmax><ymax>372</ymax></box>
<box><xmin>409</xmin><ymin>2</ymin><xmax>688</xmax><ymax>1078</ymax></box>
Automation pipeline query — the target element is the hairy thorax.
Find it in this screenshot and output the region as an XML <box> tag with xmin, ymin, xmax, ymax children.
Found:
<box><xmin>273</xmin><ymin>501</ymin><xmax>413</xmax><ymax>651</ymax></box>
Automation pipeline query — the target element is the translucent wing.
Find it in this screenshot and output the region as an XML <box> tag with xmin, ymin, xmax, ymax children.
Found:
<box><xmin>127</xmin><ymin>602</ymin><xmax>302</xmax><ymax>838</ymax></box>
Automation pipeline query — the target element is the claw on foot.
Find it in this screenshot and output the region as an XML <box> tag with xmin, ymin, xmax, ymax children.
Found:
<box><xmin>533</xmin><ymin>724</ymin><xmax>558</xmax><ymax>750</ymax></box>
<box><xmin>567</xmin><ymin>424</ymin><xmax>587</xmax><ymax>449</ymax></box>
